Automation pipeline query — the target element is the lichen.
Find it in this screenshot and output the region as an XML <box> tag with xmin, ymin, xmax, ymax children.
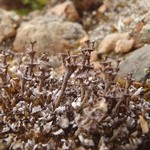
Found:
<box><xmin>0</xmin><ymin>41</ymin><xmax>149</xmax><ymax>150</ymax></box>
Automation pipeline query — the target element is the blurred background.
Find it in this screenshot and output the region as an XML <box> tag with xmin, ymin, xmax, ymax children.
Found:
<box><xmin>0</xmin><ymin>0</ymin><xmax>150</xmax><ymax>81</ymax></box>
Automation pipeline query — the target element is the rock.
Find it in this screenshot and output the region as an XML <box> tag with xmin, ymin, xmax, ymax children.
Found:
<box><xmin>0</xmin><ymin>8</ymin><xmax>19</xmax><ymax>42</ymax></box>
<box><xmin>46</xmin><ymin>1</ymin><xmax>79</xmax><ymax>21</ymax></box>
<box><xmin>140</xmin><ymin>24</ymin><xmax>150</xmax><ymax>44</ymax></box>
<box><xmin>93</xmin><ymin>62</ymin><xmax>100</xmax><ymax>70</ymax></box>
<box><xmin>131</xmin><ymin>21</ymin><xmax>145</xmax><ymax>48</ymax></box>
<box><xmin>0</xmin><ymin>0</ymin><xmax>23</xmax><ymax>10</ymax></box>
<box><xmin>27</xmin><ymin>10</ymin><xmax>42</xmax><ymax>19</ymax></box>
<box><xmin>123</xmin><ymin>17</ymin><xmax>132</xmax><ymax>25</ymax></box>
<box><xmin>98</xmin><ymin>32</ymin><xmax>134</xmax><ymax>54</ymax></box>
<box><xmin>98</xmin><ymin>4</ymin><xmax>107</xmax><ymax>13</ymax></box>
<box><xmin>117</xmin><ymin>45</ymin><xmax>150</xmax><ymax>81</ymax></box>
<box><xmin>90</xmin><ymin>50</ymin><xmax>98</xmax><ymax>62</ymax></box>
<box><xmin>13</xmin><ymin>16</ymin><xmax>86</xmax><ymax>56</ymax></box>
<box><xmin>115</xmin><ymin>38</ymin><xmax>134</xmax><ymax>53</ymax></box>
<box><xmin>79</xmin><ymin>35</ymin><xmax>89</xmax><ymax>45</ymax></box>
<box><xmin>74</xmin><ymin>0</ymin><xmax>101</xmax><ymax>12</ymax></box>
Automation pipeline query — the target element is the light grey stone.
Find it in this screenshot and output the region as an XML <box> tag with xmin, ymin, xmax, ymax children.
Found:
<box><xmin>117</xmin><ymin>45</ymin><xmax>150</xmax><ymax>81</ymax></box>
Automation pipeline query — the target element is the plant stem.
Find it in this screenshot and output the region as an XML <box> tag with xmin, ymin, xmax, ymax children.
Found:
<box><xmin>55</xmin><ymin>67</ymin><xmax>74</xmax><ymax>108</ymax></box>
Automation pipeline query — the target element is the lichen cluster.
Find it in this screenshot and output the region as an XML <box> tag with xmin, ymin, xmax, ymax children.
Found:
<box><xmin>0</xmin><ymin>41</ymin><xmax>149</xmax><ymax>150</ymax></box>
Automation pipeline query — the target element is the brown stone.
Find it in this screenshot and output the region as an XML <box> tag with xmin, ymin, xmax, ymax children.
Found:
<box><xmin>98</xmin><ymin>4</ymin><xmax>107</xmax><ymax>13</ymax></box>
<box><xmin>0</xmin><ymin>8</ymin><xmax>19</xmax><ymax>42</ymax></box>
<box><xmin>98</xmin><ymin>32</ymin><xmax>133</xmax><ymax>54</ymax></box>
<box><xmin>140</xmin><ymin>24</ymin><xmax>150</xmax><ymax>44</ymax></box>
<box><xmin>123</xmin><ymin>17</ymin><xmax>132</xmax><ymax>25</ymax></box>
<box><xmin>13</xmin><ymin>16</ymin><xmax>86</xmax><ymax>56</ymax></box>
<box><xmin>115</xmin><ymin>38</ymin><xmax>134</xmax><ymax>53</ymax></box>
<box><xmin>46</xmin><ymin>1</ymin><xmax>79</xmax><ymax>21</ymax></box>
